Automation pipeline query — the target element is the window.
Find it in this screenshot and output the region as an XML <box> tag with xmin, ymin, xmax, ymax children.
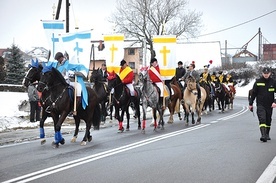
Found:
<box><xmin>128</xmin><ymin>48</ymin><xmax>135</xmax><ymax>55</ymax></box>
<box><xmin>128</xmin><ymin>62</ymin><xmax>135</xmax><ymax>69</ymax></box>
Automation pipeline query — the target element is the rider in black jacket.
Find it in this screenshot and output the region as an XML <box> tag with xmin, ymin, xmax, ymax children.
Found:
<box><xmin>249</xmin><ymin>67</ymin><xmax>276</xmax><ymax>142</ymax></box>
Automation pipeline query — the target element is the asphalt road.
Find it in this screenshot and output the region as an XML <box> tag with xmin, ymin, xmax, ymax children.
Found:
<box><xmin>0</xmin><ymin>97</ymin><xmax>276</xmax><ymax>183</ymax></box>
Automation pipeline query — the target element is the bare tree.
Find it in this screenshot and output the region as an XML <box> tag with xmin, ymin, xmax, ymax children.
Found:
<box><xmin>110</xmin><ymin>0</ymin><xmax>202</xmax><ymax>58</ymax></box>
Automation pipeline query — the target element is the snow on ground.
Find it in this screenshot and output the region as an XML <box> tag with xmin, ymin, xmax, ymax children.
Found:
<box><xmin>0</xmin><ymin>80</ymin><xmax>254</xmax><ymax>132</ymax></box>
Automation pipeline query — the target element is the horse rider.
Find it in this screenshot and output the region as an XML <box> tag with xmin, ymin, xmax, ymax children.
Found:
<box><xmin>52</xmin><ymin>52</ymin><xmax>88</xmax><ymax>108</ymax></box>
<box><xmin>181</xmin><ymin>62</ymin><xmax>202</xmax><ymax>103</ymax></box>
<box><xmin>119</xmin><ymin>59</ymin><xmax>135</xmax><ymax>98</ymax></box>
<box><xmin>99</xmin><ymin>62</ymin><xmax>108</xmax><ymax>82</ymax></box>
<box><xmin>200</xmin><ymin>65</ymin><xmax>215</xmax><ymax>96</ymax></box>
<box><xmin>217</xmin><ymin>70</ymin><xmax>230</xmax><ymax>92</ymax></box>
<box><xmin>175</xmin><ymin>61</ymin><xmax>186</xmax><ymax>92</ymax></box>
<box><xmin>225</xmin><ymin>72</ymin><xmax>236</xmax><ymax>94</ymax></box>
<box><xmin>148</xmin><ymin>57</ymin><xmax>165</xmax><ymax>105</ymax></box>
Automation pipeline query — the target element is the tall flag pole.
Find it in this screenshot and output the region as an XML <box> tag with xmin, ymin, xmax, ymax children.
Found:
<box><xmin>41</xmin><ymin>20</ymin><xmax>65</xmax><ymax>61</ymax></box>
<box><xmin>103</xmin><ymin>34</ymin><xmax>125</xmax><ymax>73</ymax></box>
<box><xmin>153</xmin><ymin>35</ymin><xmax>176</xmax><ymax>80</ymax></box>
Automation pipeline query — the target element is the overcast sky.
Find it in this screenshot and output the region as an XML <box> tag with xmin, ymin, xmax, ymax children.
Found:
<box><xmin>1</xmin><ymin>0</ymin><xmax>275</xmax><ymax>56</ymax></box>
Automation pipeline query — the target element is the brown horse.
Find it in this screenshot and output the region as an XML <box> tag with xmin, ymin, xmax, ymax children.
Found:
<box><xmin>228</xmin><ymin>84</ymin><xmax>236</xmax><ymax>109</ymax></box>
<box><xmin>169</xmin><ymin>76</ymin><xmax>186</xmax><ymax>122</ymax></box>
<box><xmin>183</xmin><ymin>76</ymin><xmax>206</xmax><ymax>125</ymax></box>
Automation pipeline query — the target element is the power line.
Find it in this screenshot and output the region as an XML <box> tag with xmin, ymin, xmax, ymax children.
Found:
<box><xmin>198</xmin><ymin>9</ymin><xmax>276</xmax><ymax>37</ymax></box>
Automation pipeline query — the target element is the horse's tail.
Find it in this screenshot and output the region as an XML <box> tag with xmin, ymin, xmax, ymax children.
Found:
<box><xmin>92</xmin><ymin>103</ymin><xmax>101</xmax><ymax>130</ymax></box>
<box><xmin>175</xmin><ymin>99</ymin><xmax>180</xmax><ymax>113</ymax></box>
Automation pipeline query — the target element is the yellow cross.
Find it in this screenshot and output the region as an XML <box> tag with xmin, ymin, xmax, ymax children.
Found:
<box><xmin>160</xmin><ymin>46</ymin><xmax>170</xmax><ymax>66</ymax></box>
<box><xmin>110</xmin><ymin>43</ymin><xmax>118</xmax><ymax>63</ymax></box>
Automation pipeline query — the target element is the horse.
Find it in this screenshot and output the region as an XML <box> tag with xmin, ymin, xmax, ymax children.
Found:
<box><xmin>138</xmin><ymin>69</ymin><xmax>165</xmax><ymax>133</ymax></box>
<box><xmin>22</xmin><ymin>61</ymin><xmax>84</xmax><ymax>146</ymax></box>
<box><xmin>37</xmin><ymin>66</ymin><xmax>101</xmax><ymax>147</ymax></box>
<box><xmin>199</xmin><ymin>80</ymin><xmax>214</xmax><ymax>112</ymax></box>
<box><xmin>228</xmin><ymin>84</ymin><xmax>236</xmax><ymax>109</ymax></box>
<box><xmin>107</xmin><ymin>71</ymin><xmax>141</xmax><ymax>133</ymax></box>
<box><xmin>183</xmin><ymin>76</ymin><xmax>206</xmax><ymax>125</ymax></box>
<box><xmin>170</xmin><ymin>76</ymin><xmax>186</xmax><ymax>121</ymax></box>
<box><xmin>214</xmin><ymin>80</ymin><xmax>230</xmax><ymax>113</ymax></box>
<box><xmin>90</xmin><ymin>68</ymin><xmax>110</xmax><ymax>123</ymax></box>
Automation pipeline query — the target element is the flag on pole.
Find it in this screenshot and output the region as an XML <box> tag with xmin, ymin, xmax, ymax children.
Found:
<box><xmin>41</xmin><ymin>20</ymin><xmax>65</xmax><ymax>60</ymax></box>
<box><xmin>153</xmin><ymin>35</ymin><xmax>176</xmax><ymax>80</ymax></box>
<box><xmin>61</xmin><ymin>30</ymin><xmax>92</xmax><ymax>72</ymax></box>
<box><xmin>103</xmin><ymin>34</ymin><xmax>125</xmax><ymax>73</ymax></box>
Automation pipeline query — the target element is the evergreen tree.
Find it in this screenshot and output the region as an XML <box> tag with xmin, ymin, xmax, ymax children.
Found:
<box><xmin>5</xmin><ymin>44</ymin><xmax>26</xmax><ymax>84</ymax></box>
<box><xmin>0</xmin><ymin>56</ymin><xmax>5</xmax><ymax>83</ymax></box>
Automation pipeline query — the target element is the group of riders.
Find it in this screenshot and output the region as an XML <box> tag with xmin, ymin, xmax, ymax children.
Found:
<box><xmin>175</xmin><ymin>61</ymin><xmax>236</xmax><ymax>103</ymax></box>
<box><xmin>37</xmin><ymin>52</ymin><xmax>236</xmax><ymax>117</ymax></box>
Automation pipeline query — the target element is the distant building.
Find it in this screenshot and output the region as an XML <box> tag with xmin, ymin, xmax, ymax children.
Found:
<box><xmin>263</xmin><ymin>44</ymin><xmax>276</xmax><ymax>61</ymax></box>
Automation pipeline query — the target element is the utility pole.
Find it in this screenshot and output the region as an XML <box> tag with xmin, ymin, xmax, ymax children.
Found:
<box><xmin>258</xmin><ymin>27</ymin><xmax>262</xmax><ymax>61</ymax></box>
<box><xmin>225</xmin><ymin>40</ymin><xmax>227</xmax><ymax>64</ymax></box>
<box><xmin>55</xmin><ymin>0</ymin><xmax>70</xmax><ymax>33</ymax></box>
<box><xmin>66</xmin><ymin>0</ymin><xmax>70</xmax><ymax>33</ymax></box>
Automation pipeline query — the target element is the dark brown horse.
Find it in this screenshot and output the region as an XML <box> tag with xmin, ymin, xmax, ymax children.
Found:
<box><xmin>37</xmin><ymin>66</ymin><xmax>101</xmax><ymax>147</ymax></box>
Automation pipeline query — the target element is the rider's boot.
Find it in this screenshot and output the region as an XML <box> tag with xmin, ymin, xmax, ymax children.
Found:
<box><xmin>266</xmin><ymin>126</ymin><xmax>271</xmax><ymax>140</ymax></box>
<box><xmin>260</xmin><ymin>126</ymin><xmax>267</xmax><ymax>142</ymax></box>
<box><xmin>196</xmin><ymin>84</ymin><xmax>201</xmax><ymax>104</ymax></box>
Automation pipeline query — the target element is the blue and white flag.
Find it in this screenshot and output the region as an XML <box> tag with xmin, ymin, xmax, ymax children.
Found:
<box><xmin>41</xmin><ymin>20</ymin><xmax>65</xmax><ymax>60</ymax></box>
<box><xmin>61</xmin><ymin>30</ymin><xmax>92</xmax><ymax>73</ymax></box>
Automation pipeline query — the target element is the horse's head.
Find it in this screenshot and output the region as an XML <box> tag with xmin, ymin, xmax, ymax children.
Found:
<box><xmin>107</xmin><ymin>71</ymin><xmax>119</xmax><ymax>92</ymax></box>
<box><xmin>90</xmin><ymin>68</ymin><xmax>101</xmax><ymax>83</ymax></box>
<box><xmin>22</xmin><ymin>59</ymin><xmax>43</xmax><ymax>87</ymax></box>
<box><xmin>138</xmin><ymin>69</ymin><xmax>149</xmax><ymax>84</ymax></box>
<box><xmin>186</xmin><ymin>76</ymin><xmax>197</xmax><ymax>90</ymax></box>
<box><xmin>37</xmin><ymin>65</ymin><xmax>53</xmax><ymax>92</ymax></box>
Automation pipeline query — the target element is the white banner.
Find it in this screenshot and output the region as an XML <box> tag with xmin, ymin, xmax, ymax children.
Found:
<box><xmin>103</xmin><ymin>34</ymin><xmax>125</xmax><ymax>74</ymax></box>
<box><xmin>153</xmin><ymin>35</ymin><xmax>176</xmax><ymax>79</ymax></box>
<box><xmin>41</xmin><ymin>20</ymin><xmax>65</xmax><ymax>61</ymax></box>
<box><xmin>61</xmin><ymin>30</ymin><xmax>92</xmax><ymax>70</ymax></box>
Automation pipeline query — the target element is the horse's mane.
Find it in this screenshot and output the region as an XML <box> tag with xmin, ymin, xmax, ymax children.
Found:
<box><xmin>52</xmin><ymin>67</ymin><xmax>68</xmax><ymax>86</ymax></box>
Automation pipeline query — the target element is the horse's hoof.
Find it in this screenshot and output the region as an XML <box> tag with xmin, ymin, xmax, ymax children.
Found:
<box><xmin>80</xmin><ymin>141</ymin><xmax>87</xmax><ymax>146</ymax></box>
<box><xmin>161</xmin><ymin>126</ymin><xmax>165</xmax><ymax>130</ymax></box>
<box><xmin>167</xmin><ymin>121</ymin><xmax>173</xmax><ymax>124</ymax></box>
<box><xmin>117</xmin><ymin>127</ymin><xmax>124</xmax><ymax>133</ymax></box>
<box><xmin>41</xmin><ymin>138</ymin><xmax>46</xmax><ymax>145</ymax></box>
<box><xmin>88</xmin><ymin>135</ymin><xmax>92</xmax><ymax>142</ymax></box>
<box><xmin>60</xmin><ymin>138</ymin><xmax>65</xmax><ymax>145</ymax></box>
<box><xmin>71</xmin><ymin>136</ymin><xmax>77</xmax><ymax>143</ymax></box>
<box><xmin>138</xmin><ymin>126</ymin><xmax>141</xmax><ymax>130</ymax></box>
<box><xmin>141</xmin><ymin>129</ymin><xmax>145</xmax><ymax>134</ymax></box>
<box><xmin>150</xmin><ymin>123</ymin><xmax>154</xmax><ymax>127</ymax></box>
<box><xmin>126</xmin><ymin>128</ymin><xmax>130</xmax><ymax>131</ymax></box>
<box><xmin>52</xmin><ymin>141</ymin><xmax>59</xmax><ymax>148</ymax></box>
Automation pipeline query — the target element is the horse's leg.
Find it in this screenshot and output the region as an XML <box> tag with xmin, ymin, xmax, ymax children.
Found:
<box><xmin>135</xmin><ymin>100</ymin><xmax>141</xmax><ymax>130</ymax></box>
<box><xmin>50</xmin><ymin>113</ymin><xmax>62</xmax><ymax>148</ymax></box>
<box><xmin>125</xmin><ymin>106</ymin><xmax>130</xmax><ymax>131</ymax></box>
<box><xmin>53</xmin><ymin>112</ymin><xmax>68</xmax><ymax>146</ymax></box>
<box><xmin>80</xmin><ymin>117</ymin><xmax>92</xmax><ymax>146</ymax></box>
<box><xmin>71</xmin><ymin>116</ymin><xmax>80</xmax><ymax>143</ymax></box>
<box><xmin>167</xmin><ymin>101</ymin><xmax>174</xmax><ymax>124</ymax></box>
<box><xmin>141</xmin><ymin>103</ymin><xmax>147</xmax><ymax>134</ymax></box>
<box><xmin>39</xmin><ymin>110</ymin><xmax>48</xmax><ymax>145</ymax></box>
<box><xmin>159</xmin><ymin>107</ymin><xmax>165</xmax><ymax>130</ymax></box>
<box><xmin>152</xmin><ymin>108</ymin><xmax>158</xmax><ymax>131</ymax></box>
<box><xmin>117</xmin><ymin>107</ymin><xmax>124</xmax><ymax>133</ymax></box>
